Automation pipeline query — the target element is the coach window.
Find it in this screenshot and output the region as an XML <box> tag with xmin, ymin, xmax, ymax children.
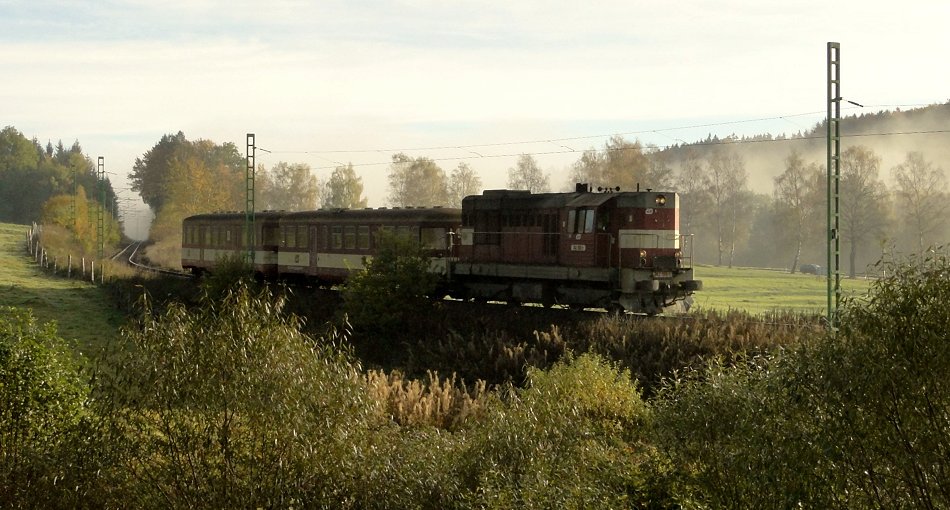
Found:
<box><xmin>286</xmin><ymin>226</ymin><xmax>297</xmax><ymax>248</ymax></box>
<box><xmin>263</xmin><ymin>225</ymin><xmax>279</xmax><ymax>245</ymax></box>
<box><xmin>344</xmin><ymin>226</ymin><xmax>356</xmax><ymax>249</ymax></box>
<box><xmin>225</xmin><ymin>228</ymin><xmax>232</xmax><ymax>246</ymax></box>
<box><xmin>421</xmin><ymin>227</ymin><xmax>446</xmax><ymax>250</ymax></box>
<box><xmin>298</xmin><ymin>226</ymin><xmax>308</xmax><ymax>249</ymax></box>
<box><xmin>357</xmin><ymin>226</ymin><xmax>370</xmax><ymax>250</ymax></box>
<box><xmin>331</xmin><ymin>226</ymin><xmax>343</xmax><ymax>249</ymax></box>
<box><xmin>323</xmin><ymin>226</ymin><xmax>329</xmax><ymax>249</ymax></box>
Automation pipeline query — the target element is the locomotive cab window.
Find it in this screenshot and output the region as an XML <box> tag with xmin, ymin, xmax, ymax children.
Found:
<box><xmin>584</xmin><ymin>210</ymin><xmax>595</xmax><ymax>233</ymax></box>
<box><xmin>568</xmin><ymin>209</ymin><xmax>596</xmax><ymax>234</ymax></box>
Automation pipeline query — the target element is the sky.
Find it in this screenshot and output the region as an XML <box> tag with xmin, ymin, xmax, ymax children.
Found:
<box><xmin>2</xmin><ymin>0</ymin><xmax>949</xmax><ymax>237</ymax></box>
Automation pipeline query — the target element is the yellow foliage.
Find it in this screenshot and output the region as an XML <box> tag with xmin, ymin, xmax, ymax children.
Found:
<box><xmin>365</xmin><ymin>369</ymin><xmax>489</xmax><ymax>430</ymax></box>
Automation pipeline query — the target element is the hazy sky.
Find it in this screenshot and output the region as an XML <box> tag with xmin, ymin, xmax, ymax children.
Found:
<box><xmin>3</xmin><ymin>0</ymin><xmax>949</xmax><ymax>223</ymax></box>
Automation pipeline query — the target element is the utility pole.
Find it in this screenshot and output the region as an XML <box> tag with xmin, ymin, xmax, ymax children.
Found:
<box><xmin>826</xmin><ymin>42</ymin><xmax>841</xmax><ymax>330</ymax></box>
<box><xmin>246</xmin><ymin>134</ymin><xmax>256</xmax><ymax>264</ymax></box>
<box><xmin>70</xmin><ymin>163</ymin><xmax>77</xmax><ymax>231</ymax></box>
<box><xmin>97</xmin><ymin>156</ymin><xmax>105</xmax><ymax>259</ymax></box>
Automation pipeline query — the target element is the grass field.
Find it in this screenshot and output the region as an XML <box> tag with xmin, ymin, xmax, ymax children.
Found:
<box><xmin>0</xmin><ymin>223</ymin><xmax>123</xmax><ymax>359</ymax></box>
<box><xmin>690</xmin><ymin>264</ymin><xmax>873</xmax><ymax>316</ymax></box>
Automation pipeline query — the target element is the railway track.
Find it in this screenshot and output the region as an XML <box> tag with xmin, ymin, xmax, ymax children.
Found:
<box><xmin>112</xmin><ymin>241</ymin><xmax>192</xmax><ymax>279</ymax></box>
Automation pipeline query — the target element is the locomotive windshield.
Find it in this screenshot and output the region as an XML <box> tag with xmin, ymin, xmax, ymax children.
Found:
<box><xmin>567</xmin><ymin>209</ymin><xmax>597</xmax><ymax>234</ymax></box>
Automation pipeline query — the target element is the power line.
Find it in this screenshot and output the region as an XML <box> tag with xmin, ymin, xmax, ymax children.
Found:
<box><xmin>254</xmin><ymin>102</ymin><xmax>948</xmax><ymax>171</ymax></box>
<box><xmin>258</xmin><ymin>110</ymin><xmax>830</xmax><ymax>156</ymax></box>
<box><xmin>295</xmin><ymin>129</ymin><xmax>950</xmax><ymax>172</ymax></box>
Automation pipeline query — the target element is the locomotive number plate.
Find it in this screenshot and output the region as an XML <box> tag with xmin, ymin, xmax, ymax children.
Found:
<box><xmin>653</xmin><ymin>271</ymin><xmax>672</xmax><ymax>278</ymax></box>
<box><xmin>570</xmin><ymin>244</ymin><xmax>587</xmax><ymax>252</ymax></box>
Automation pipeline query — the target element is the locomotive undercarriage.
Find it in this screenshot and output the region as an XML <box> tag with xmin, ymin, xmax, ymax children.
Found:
<box><xmin>452</xmin><ymin>262</ymin><xmax>700</xmax><ymax>314</ymax></box>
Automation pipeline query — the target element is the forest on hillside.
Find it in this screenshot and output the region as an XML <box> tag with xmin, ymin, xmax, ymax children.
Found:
<box><xmin>3</xmin><ymin>102</ymin><xmax>947</xmax><ymax>272</ymax></box>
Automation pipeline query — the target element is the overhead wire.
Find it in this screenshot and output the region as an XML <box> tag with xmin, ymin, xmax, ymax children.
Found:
<box><xmin>255</xmin><ymin>102</ymin><xmax>949</xmax><ymax>171</ymax></box>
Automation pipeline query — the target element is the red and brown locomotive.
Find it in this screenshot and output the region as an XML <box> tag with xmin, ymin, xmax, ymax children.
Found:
<box><xmin>454</xmin><ymin>183</ymin><xmax>699</xmax><ymax>313</ymax></box>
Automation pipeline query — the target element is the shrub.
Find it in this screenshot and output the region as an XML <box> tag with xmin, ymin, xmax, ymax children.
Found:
<box><xmin>342</xmin><ymin>231</ymin><xmax>439</xmax><ymax>359</ymax></box>
<box><xmin>654</xmin><ymin>249</ymin><xmax>950</xmax><ymax>508</ymax></box>
<box><xmin>195</xmin><ymin>253</ymin><xmax>258</xmax><ymax>299</ymax></box>
<box><xmin>93</xmin><ymin>283</ymin><xmax>372</xmax><ymax>508</ymax></box>
<box><xmin>652</xmin><ymin>354</ymin><xmax>840</xmax><ymax>509</ymax></box>
<box><xmin>0</xmin><ymin>307</ymin><xmax>96</xmax><ymax>508</ymax></box>
<box><xmin>459</xmin><ymin>353</ymin><xmax>672</xmax><ymax>509</ymax></box>
<box><xmin>798</xmin><ymin>249</ymin><xmax>950</xmax><ymax>506</ymax></box>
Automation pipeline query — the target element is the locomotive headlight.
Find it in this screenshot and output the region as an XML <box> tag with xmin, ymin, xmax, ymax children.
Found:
<box><xmin>674</xmin><ymin>250</ymin><xmax>682</xmax><ymax>258</ymax></box>
<box><xmin>655</xmin><ymin>194</ymin><xmax>667</xmax><ymax>206</ymax></box>
<box><xmin>639</xmin><ymin>249</ymin><xmax>647</xmax><ymax>258</ymax></box>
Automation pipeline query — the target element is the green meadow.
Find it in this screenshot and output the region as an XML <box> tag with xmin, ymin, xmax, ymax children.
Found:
<box><xmin>690</xmin><ymin>264</ymin><xmax>872</xmax><ymax>316</ymax></box>
<box><xmin>0</xmin><ymin>223</ymin><xmax>123</xmax><ymax>359</ymax></box>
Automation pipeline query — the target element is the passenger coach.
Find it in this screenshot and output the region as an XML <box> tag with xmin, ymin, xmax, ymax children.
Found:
<box><xmin>275</xmin><ymin>207</ymin><xmax>461</xmax><ymax>283</ymax></box>
<box><xmin>181</xmin><ymin>211</ymin><xmax>283</xmax><ymax>278</ymax></box>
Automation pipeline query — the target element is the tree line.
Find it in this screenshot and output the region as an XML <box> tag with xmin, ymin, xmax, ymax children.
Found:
<box><xmin>0</xmin><ymin>126</ymin><xmax>120</xmax><ymax>254</ymax></box>
<box><xmin>675</xmin><ymin>144</ymin><xmax>947</xmax><ymax>276</ymax></box>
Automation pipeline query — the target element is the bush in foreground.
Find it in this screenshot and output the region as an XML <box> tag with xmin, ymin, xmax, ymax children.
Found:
<box><xmin>94</xmin><ymin>283</ymin><xmax>371</xmax><ymax>508</ymax></box>
<box><xmin>459</xmin><ymin>353</ymin><xmax>673</xmax><ymax>509</ymax></box>
<box><xmin>654</xmin><ymin>250</ymin><xmax>950</xmax><ymax>508</ymax></box>
<box><xmin>0</xmin><ymin>307</ymin><xmax>96</xmax><ymax>509</ymax></box>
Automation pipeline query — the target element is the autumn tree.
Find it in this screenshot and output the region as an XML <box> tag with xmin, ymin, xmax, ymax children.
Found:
<box><xmin>674</xmin><ymin>150</ymin><xmax>710</xmax><ymax>238</ymax></box>
<box><xmin>568</xmin><ymin>136</ymin><xmax>671</xmax><ymax>191</ymax></box>
<box><xmin>257</xmin><ymin>162</ymin><xmax>319</xmax><ymax>211</ymax></box>
<box><xmin>507</xmin><ymin>154</ymin><xmax>550</xmax><ymax>193</ymax></box>
<box><xmin>705</xmin><ymin>147</ymin><xmax>748</xmax><ymax>267</ymax></box>
<box><xmin>387</xmin><ymin>153</ymin><xmax>449</xmax><ymax>207</ymax></box>
<box><xmin>774</xmin><ymin>150</ymin><xmax>823</xmax><ymax>273</ymax></box>
<box><xmin>322</xmin><ymin>163</ymin><xmax>368</xmax><ymax>209</ymax></box>
<box><xmin>891</xmin><ymin>151</ymin><xmax>948</xmax><ymax>253</ymax></box>
<box><xmin>129</xmin><ymin>132</ymin><xmax>244</xmax><ymax>213</ymax></box>
<box><xmin>39</xmin><ymin>186</ymin><xmax>119</xmax><ymax>254</ymax></box>
<box><xmin>448</xmin><ymin>162</ymin><xmax>482</xmax><ymax>206</ymax></box>
<box><xmin>839</xmin><ymin>145</ymin><xmax>890</xmax><ymax>277</ymax></box>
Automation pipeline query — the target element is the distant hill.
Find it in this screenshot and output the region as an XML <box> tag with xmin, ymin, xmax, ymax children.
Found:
<box><xmin>660</xmin><ymin>102</ymin><xmax>950</xmax><ymax>193</ymax></box>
